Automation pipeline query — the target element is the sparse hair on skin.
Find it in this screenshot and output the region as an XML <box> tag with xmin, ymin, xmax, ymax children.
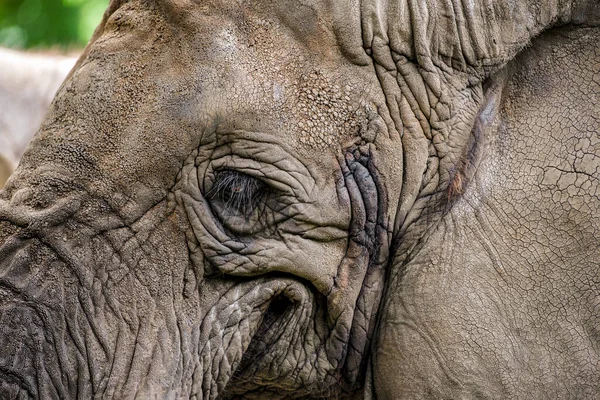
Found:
<box><xmin>446</xmin><ymin>157</ymin><xmax>469</xmax><ymax>202</ymax></box>
<box><xmin>207</xmin><ymin>170</ymin><xmax>266</xmax><ymax>218</ymax></box>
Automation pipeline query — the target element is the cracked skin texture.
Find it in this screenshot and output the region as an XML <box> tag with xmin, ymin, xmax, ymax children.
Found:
<box><xmin>375</xmin><ymin>28</ymin><xmax>600</xmax><ymax>399</ymax></box>
<box><xmin>0</xmin><ymin>0</ymin><xmax>599</xmax><ymax>399</ymax></box>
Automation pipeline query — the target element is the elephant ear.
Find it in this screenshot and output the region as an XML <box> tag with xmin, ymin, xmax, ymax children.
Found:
<box><xmin>358</xmin><ymin>0</ymin><xmax>598</xmax><ymax>251</ymax></box>
<box><xmin>363</xmin><ymin>1</ymin><xmax>600</xmax><ymax>398</ymax></box>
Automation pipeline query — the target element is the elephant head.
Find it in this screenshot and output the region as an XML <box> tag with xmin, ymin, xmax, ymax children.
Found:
<box><xmin>0</xmin><ymin>0</ymin><xmax>598</xmax><ymax>398</ymax></box>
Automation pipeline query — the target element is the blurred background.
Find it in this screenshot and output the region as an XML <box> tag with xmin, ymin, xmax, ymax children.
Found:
<box><xmin>0</xmin><ymin>0</ymin><xmax>110</xmax><ymax>188</ymax></box>
<box><xmin>0</xmin><ymin>0</ymin><xmax>109</xmax><ymax>50</ymax></box>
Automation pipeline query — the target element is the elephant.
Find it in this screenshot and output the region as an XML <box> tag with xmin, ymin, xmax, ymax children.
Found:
<box><xmin>0</xmin><ymin>0</ymin><xmax>599</xmax><ymax>398</ymax></box>
<box><xmin>0</xmin><ymin>47</ymin><xmax>77</xmax><ymax>188</ymax></box>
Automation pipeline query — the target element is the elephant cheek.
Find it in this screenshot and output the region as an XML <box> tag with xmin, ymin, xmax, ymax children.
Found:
<box><xmin>373</xmin><ymin>314</ymin><xmax>448</xmax><ymax>399</ymax></box>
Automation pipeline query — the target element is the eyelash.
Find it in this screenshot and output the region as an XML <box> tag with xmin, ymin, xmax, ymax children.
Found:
<box><xmin>206</xmin><ymin>170</ymin><xmax>267</xmax><ymax>219</ymax></box>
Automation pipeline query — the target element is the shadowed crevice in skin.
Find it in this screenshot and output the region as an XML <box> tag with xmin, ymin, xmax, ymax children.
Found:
<box><xmin>339</xmin><ymin>145</ymin><xmax>389</xmax><ymax>392</ymax></box>
<box><xmin>222</xmin><ymin>292</ymin><xmax>307</xmax><ymax>398</ymax></box>
<box><xmin>445</xmin><ymin>72</ymin><xmax>508</xmax><ymax>208</ymax></box>
<box><xmin>192</xmin><ymin>279</ymin><xmax>310</xmax><ymax>399</ymax></box>
<box><xmin>238</xmin><ymin>294</ymin><xmax>295</xmax><ymax>366</ymax></box>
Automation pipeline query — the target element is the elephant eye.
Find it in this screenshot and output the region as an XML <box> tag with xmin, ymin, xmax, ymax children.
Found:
<box><xmin>207</xmin><ymin>170</ymin><xmax>267</xmax><ymax>220</ymax></box>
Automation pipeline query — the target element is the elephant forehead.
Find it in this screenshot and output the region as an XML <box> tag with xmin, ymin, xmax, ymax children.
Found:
<box><xmin>12</xmin><ymin>0</ymin><xmax>393</xmax><ymax>224</ymax></box>
<box><xmin>163</xmin><ymin>1</ymin><xmax>377</xmax><ymax>151</ymax></box>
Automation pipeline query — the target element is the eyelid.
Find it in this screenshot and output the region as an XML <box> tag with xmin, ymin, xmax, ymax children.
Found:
<box><xmin>203</xmin><ymin>156</ymin><xmax>314</xmax><ymax>201</ymax></box>
<box><xmin>206</xmin><ymin>171</ymin><xmax>267</xmax><ymax>224</ymax></box>
<box><xmin>207</xmin><ymin>170</ymin><xmax>266</xmax><ymax>206</ymax></box>
<box><xmin>208</xmin><ymin>170</ymin><xmax>265</xmax><ymax>195</ymax></box>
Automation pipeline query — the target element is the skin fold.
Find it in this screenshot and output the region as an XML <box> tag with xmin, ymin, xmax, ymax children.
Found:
<box><xmin>0</xmin><ymin>0</ymin><xmax>598</xmax><ymax>398</ymax></box>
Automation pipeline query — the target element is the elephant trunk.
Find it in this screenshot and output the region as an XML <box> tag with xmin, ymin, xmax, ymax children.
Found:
<box><xmin>0</xmin><ymin>183</ymin><xmax>188</xmax><ymax>398</ymax></box>
<box><xmin>0</xmin><ymin>221</ymin><xmax>80</xmax><ymax>398</ymax></box>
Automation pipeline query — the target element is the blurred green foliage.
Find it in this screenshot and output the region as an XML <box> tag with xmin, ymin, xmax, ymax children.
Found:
<box><xmin>0</xmin><ymin>0</ymin><xmax>109</xmax><ymax>49</ymax></box>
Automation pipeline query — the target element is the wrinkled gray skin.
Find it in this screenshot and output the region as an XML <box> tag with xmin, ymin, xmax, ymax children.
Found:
<box><xmin>0</xmin><ymin>48</ymin><xmax>77</xmax><ymax>188</ymax></box>
<box><xmin>0</xmin><ymin>0</ymin><xmax>599</xmax><ymax>398</ymax></box>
